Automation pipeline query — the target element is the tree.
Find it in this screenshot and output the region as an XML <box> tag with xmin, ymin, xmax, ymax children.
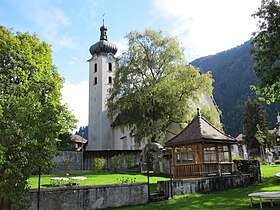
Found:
<box><xmin>251</xmin><ymin>0</ymin><xmax>280</xmax><ymax>104</ymax></box>
<box><xmin>107</xmin><ymin>29</ymin><xmax>219</xmax><ymax>144</ymax></box>
<box><xmin>75</xmin><ymin>125</ymin><xmax>88</xmax><ymax>140</ymax></box>
<box><xmin>0</xmin><ymin>25</ymin><xmax>77</xmax><ymax>209</ymax></box>
<box><xmin>58</xmin><ymin>132</ymin><xmax>76</xmax><ymax>151</ymax></box>
<box><xmin>243</xmin><ymin>97</ymin><xmax>272</xmax><ymax>156</ymax></box>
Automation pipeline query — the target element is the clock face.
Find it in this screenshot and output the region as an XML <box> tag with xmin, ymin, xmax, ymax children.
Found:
<box><xmin>93</xmin><ymin>55</ymin><xmax>97</xmax><ymax>60</ymax></box>
<box><xmin>107</xmin><ymin>54</ymin><xmax>113</xmax><ymax>62</ymax></box>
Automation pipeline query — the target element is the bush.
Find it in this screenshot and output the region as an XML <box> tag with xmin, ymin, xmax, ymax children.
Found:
<box><xmin>116</xmin><ymin>177</ymin><xmax>136</xmax><ymax>183</ymax></box>
<box><xmin>62</xmin><ymin>159</ymin><xmax>71</xmax><ymax>175</ymax></box>
<box><xmin>111</xmin><ymin>154</ymin><xmax>122</xmax><ymax>172</ymax></box>
<box><xmin>125</xmin><ymin>154</ymin><xmax>135</xmax><ymax>170</ymax></box>
<box><xmin>232</xmin><ymin>154</ymin><xmax>243</xmax><ymax>160</ymax></box>
<box><xmin>92</xmin><ymin>158</ymin><xmax>106</xmax><ymax>172</ymax></box>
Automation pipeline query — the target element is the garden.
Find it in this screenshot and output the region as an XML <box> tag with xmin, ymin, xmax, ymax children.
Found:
<box><xmin>28</xmin><ymin>164</ymin><xmax>280</xmax><ymax>210</ymax></box>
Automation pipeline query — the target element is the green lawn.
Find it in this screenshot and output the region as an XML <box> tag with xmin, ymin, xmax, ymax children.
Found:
<box><xmin>111</xmin><ymin>164</ymin><xmax>280</xmax><ymax>210</ymax></box>
<box><xmin>28</xmin><ymin>172</ymin><xmax>169</xmax><ymax>192</ymax></box>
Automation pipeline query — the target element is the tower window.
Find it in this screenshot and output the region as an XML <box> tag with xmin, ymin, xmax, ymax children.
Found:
<box><xmin>94</xmin><ymin>77</ymin><xmax>97</xmax><ymax>85</ymax></box>
<box><xmin>108</xmin><ymin>76</ymin><xmax>112</xmax><ymax>84</ymax></box>
<box><xmin>94</xmin><ymin>63</ymin><xmax>97</xmax><ymax>72</ymax></box>
<box><xmin>108</xmin><ymin>63</ymin><xmax>112</xmax><ymax>71</ymax></box>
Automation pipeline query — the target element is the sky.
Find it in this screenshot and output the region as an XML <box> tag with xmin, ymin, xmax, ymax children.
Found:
<box><xmin>0</xmin><ymin>0</ymin><xmax>262</xmax><ymax>130</ymax></box>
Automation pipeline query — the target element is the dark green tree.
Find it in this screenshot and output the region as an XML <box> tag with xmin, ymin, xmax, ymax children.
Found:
<box><xmin>58</xmin><ymin>132</ymin><xmax>75</xmax><ymax>151</ymax></box>
<box><xmin>251</xmin><ymin>0</ymin><xmax>280</xmax><ymax>104</ymax></box>
<box><xmin>107</xmin><ymin>29</ymin><xmax>220</xmax><ymax>144</ymax></box>
<box><xmin>75</xmin><ymin>126</ymin><xmax>88</xmax><ymax>140</ymax></box>
<box><xmin>243</xmin><ymin>98</ymin><xmax>272</xmax><ymax>156</ymax></box>
<box><xmin>0</xmin><ymin>25</ymin><xmax>77</xmax><ymax>209</ymax></box>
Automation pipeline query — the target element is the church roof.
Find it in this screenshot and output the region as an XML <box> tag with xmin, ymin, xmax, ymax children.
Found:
<box><xmin>89</xmin><ymin>23</ymin><xmax>118</xmax><ymax>55</ymax></box>
<box><xmin>165</xmin><ymin>109</ymin><xmax>237</xmax><ymax>147</ymax></box>
<box><xmin>70</xmin><ymin>134</ymin><xmax>87</xmax><ymax>144</ymax></box>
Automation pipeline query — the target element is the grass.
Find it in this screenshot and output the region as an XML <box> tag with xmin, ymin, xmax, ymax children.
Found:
<box><xmin>28</xmin><ymin>165</ymin><xmax>280</xmax><ymax>209</ymax></box>
<box><xmin>28</xmin><ymin>172</ymin><xmax>169</xmax><ymax>192</ymax></box>
<box><xmin>110</xmin><ymin>164</ymin><xmax>280</xmax><ymax>210</ymax></box>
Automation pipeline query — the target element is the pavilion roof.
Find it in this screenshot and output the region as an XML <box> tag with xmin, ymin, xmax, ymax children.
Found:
<box><xmin>165</xmin><ymin>109</ymin><xmax>237</xmax><ymax>147</ymax></box>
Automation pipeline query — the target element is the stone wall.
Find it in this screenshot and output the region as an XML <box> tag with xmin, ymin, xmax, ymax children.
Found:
<box><xmin>29</xmin><ymin>182</ymin><xmax>148</xmax><ymax>210</ymax></box>
<box><xmin>52</xmin><ymin>151</ymin><xmax>83</xmax><ymax>174</ymax></box>
<box><xmin>158</xmin><ymin>160</ymin><xmax>261</xmax><ymax>197</ymax></box>
<box><xmin>158</xmin><ymin>174</ymin><xmax>254</xmax><ymax>197</ymax></box>
<box><xmin>52</xmin><ymin>150</ymin><xmax>143</xmax><ymax>174</ymax></box>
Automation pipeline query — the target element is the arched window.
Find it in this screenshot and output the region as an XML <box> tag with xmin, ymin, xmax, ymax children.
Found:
<box><xmin>94</xmin><ymin>77</ymin><xmax>97</xmax><ymax>85</ymax></box>
<box><xmin>94</xmin><ymin>63</ymin><xmax>97</xmax><ymax>72</ymax></box>
<box><xmin>108</xmin><ymin>76</ymin><xmax>112</xmax><ymax>84</ymax></box>
<box><xmin>108</xmin><ymin>62</ymin><xmax>112</xmax><ymax>71</ymax></box>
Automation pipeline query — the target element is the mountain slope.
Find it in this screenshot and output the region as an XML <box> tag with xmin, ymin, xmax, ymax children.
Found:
<box><xmin>191</xmin><ymin>41</ymin><xmax>280</xmax><ymax>137</ymax></box>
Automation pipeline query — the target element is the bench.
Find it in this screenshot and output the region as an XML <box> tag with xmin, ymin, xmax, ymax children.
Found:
<box><xmin>50</xmin><ymin>177</ymin><xmax>70</xmax><ymax>186</ymax></box>
<box><xmin>71</xmin><ymin>176</ymin><xmax>87</xmax><ymax>185</ymax></box>
<box><xmin>248</xmin><ymin>192</ymin><xmax>280</xmax><ymax>209</ymax></box>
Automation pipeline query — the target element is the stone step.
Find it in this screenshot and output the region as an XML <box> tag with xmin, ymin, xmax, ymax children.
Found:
<box><xmin>150</xmin><ymin>193</ymin><xmax>169</xmax><ymax>202</ymax></box>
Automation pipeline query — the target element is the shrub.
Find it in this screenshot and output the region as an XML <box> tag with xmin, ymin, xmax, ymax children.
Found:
<box><xmin>62</xmin><ymin>159</ymin><xmax>71</xmax><ymax>175</ymax></box>
<box><xmin>92</xmin><ymin>158</ymin><xmax>106</xmax><ymax>172</ymax></box>
<box><xmin>232</xmin><ymin>154</ymin><xmax>243</xmax><ymax>160</ymax></box>
<box><xmin>125</xmin><ymin>154</ymin><xmax>135</xmax><ymax>171</ymax></box>
<box><xmin>111</xmin><ymin>154</ymin><xmax>122</xmax><ymax>172</ymax></box>
<box><xmin>117</xmin><ymin>177</ymin><xmax>136</xmax><ymax>183</ymax></box>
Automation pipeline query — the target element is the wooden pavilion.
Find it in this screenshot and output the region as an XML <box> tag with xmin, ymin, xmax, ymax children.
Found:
<box><xmin>165</xmin><ymin>109</ymin><xmax>237</xmax><ymax>178</ymax></box>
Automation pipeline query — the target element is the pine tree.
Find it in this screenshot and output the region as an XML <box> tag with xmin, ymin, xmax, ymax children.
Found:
<box><xmin>243</xmin><ymin>98</ymin><xmax>271</xmax><ymax>157</ymax></box>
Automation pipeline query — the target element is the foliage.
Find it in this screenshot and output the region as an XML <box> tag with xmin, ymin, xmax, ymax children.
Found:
<box><xmin>107</xmin><ymin>29</ymin><xmax>216</xmax><ymax>143</ymax></box>
<box><xmin>92</xmin><ymin>158</ymin><xmax>106</xmax><ymax>172</ymax></box>
<box><xmin>58</xmin><ymin>132</ymin><xmax>75</xmax><ymax>151</ymax></box>
<box><xmin>125</xmin><ymin>154</ymin><xmax>135</xmax><ymax>170</ymax></box>
<box><xmin>62</xmin><ymin>159</ymin><xmax>71</xmax><ymax>175</ymax></box>
<box><xmin>251</xmin><ymin>0</ymin><xmax>280</xmax><ymax>104</ymax></box>
<box><xmin>0</xmin><ymin>25</ymin><xmax>77</xmax><ymax>209</ymax></box>
<box><xmin>243</xmin><ymin>98</ymin><xmax>272</xmax><ymax>156</ymax></box>
<box><xmin>116</xmin><ymin>177</ymin><xmax>136</xmax><ymax>183</ymax></box>
<box><xmin>111</xmin><ymin>154</ymin><xmax>122</xmax><ymax>172</ymax></box>
<box><xmin>232</xmin><ymin>154</ymin><xmax>244</xmax><ymax>160</ymax></box>
<box><xmin>75</xmin><ymin>125</ymin><xmax>88</xmax><ymax>140</ymax></box>
<box><xmin>200</xmin><ymin>104</ymin><xmax>223</xmax><ymax>130</ymax></box>
<box><xmin>191</xmin><ymin>41</ymin><xmax>280</xmax><ymax>137</ymax></box>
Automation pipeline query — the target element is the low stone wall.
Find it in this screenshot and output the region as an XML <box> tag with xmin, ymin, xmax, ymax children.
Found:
<box><xmin>158</xmin><ymin>174</ymin><xmax>254</xmax><ymax>197</ymax></box>
<box><xmin>52</xmin><ymin>151</ymin><xmax>83</xmax><ymax>174</ymax></box>
<box><xmin>29</xmin><ymin>182</ymin><xmax>148</xmax><ymax>210</ymax></box>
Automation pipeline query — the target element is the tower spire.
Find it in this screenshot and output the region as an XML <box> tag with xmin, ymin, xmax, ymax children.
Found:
<box><xmin>99</xmin><ymin>14</ymin><xmax>107</xmax><ymax>41</ymax></box>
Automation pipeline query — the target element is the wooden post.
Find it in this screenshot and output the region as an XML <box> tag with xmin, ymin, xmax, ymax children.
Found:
<box><xmin>169</xmin><ymin>150</ymin><xmax>173</xmax><ymax>199</ymax></box>
<box><xmin>37</xmin><ymin>166</ymin><xmax>41</xmax><ymax>210</ymax></box>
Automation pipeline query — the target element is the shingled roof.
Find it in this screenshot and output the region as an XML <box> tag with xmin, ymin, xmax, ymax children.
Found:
<box><xmin>165</xmin><ymin>109</ymin><xmax>237</xmax><ymax>147</ymax></box>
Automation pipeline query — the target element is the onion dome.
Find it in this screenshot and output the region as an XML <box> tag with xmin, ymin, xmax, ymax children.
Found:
<box><xmin>89</xmin><ymin>24</ymin><xmax>118</xmax><ymax>55</ymax></box>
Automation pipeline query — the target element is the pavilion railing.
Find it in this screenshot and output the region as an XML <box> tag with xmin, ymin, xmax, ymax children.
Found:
<box><xmin>174</xmin><ymin>162</ymin><xmax>233</xmax><ymax>178</ymax></box>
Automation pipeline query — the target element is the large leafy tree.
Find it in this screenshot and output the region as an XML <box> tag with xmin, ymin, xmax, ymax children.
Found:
<box><xmin>107</xmin><ymin>29</ymin><xmax>219</xmax><ymax>144</ymax></box>
<box><xmin>0</xmin><ymin>25</ymin><xmax>76</xmax><ymax>209</ymax></box>
<box><xmin>243</xmin><ymin>97</ymin><xmax>272</xmax><ymax>156</ymax></box>
<box><xmin>251</xmin><ymin>0</ymin><xmax>280</xmax><ymax>104</ymax></box>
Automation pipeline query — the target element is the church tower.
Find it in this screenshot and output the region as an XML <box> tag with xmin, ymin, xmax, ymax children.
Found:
<box><xmin>87</xmin><ymin>22</ymin><xmax>117</xmax><ymax>151</ymax></box>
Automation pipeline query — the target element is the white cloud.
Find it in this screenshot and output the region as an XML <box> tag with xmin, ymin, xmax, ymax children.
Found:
<box><xmin>14</xmin><ymin>0</ymin><xmax>77</xmax><ymax>50</ymax></box>
<box><xmin>68</xmin><ymin>56</ymin><xmax>79</xmax><ymax>65</ymax></box>
<box><xmin>115</xmin><ymin>38</ymin><xmax>128</xmax><ymax>57</ymax></box>
<box><xmin>152</xmin><ymin>0</ymin><xmax>262</xmax><ymax>60</ymax></box>
<box><xmin>61</xmin><ymin>80</ymin><xmax>89</xmax><ymax>129</ymax></box>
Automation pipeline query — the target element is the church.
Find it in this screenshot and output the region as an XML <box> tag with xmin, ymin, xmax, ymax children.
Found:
<box><xmin>87</xmin><ymin>23</ymin><xmax>138</xmax><ymax>151</ymax></box>
<box><xmin>86</xmin><ymin>23</ymin><xmax>220</xmax><ymax>152</ymax></box>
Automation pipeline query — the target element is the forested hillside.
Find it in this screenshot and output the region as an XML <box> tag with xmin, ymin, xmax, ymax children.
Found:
<box><xmin>191</xmin><ymin>41</ymin><xmax>280</xmax><ymax>137</ymax></box>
